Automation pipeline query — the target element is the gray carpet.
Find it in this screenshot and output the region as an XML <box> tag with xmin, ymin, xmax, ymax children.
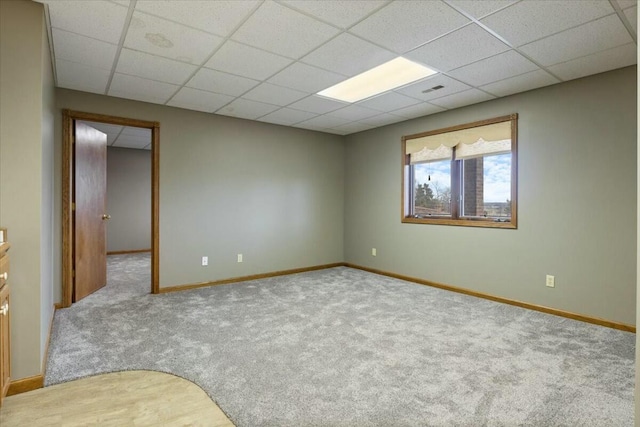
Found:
<box><xmin>46</xmin><ymin>255</ymin><xmax>635</xmax><ymax>426</ymax></box>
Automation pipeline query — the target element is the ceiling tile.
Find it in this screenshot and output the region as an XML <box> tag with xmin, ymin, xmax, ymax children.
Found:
<box><xmin>300</xmin><ymin>33</ymin><xmax>396</xmax><ymax>77</ymax></box>
<box><xmin>47</xmin><ymin>0</ymin><xmax>128</xmax><ymax>43</ymax></box>
<box><xmin>279</xmin><ymin>0</ymin><xmax>387</xmax><ymax>29</ymax></box>
<box><xmin>296</xmin><ymin>115</ymin><xmax>351</xmax><ymax>129</ymax></box>
<box><xmin>52</xmin><ymin>28</ymin><xmax>117</xmax><ymax>70</ymax></box>
<box><xmin>356</xmin><ymin>91</ymin><xmax>422</xmax><ymax>112</ymax></box>
<box><xmin>301</xmin><ymin>126</ymin><xmax>343</xmax><ymax>135</ymax></box>
<box><xmin>242</xmin><ymin>83</ymin><xmax>308</xmax><ymax>106</ymax></box>
<box><xmin>326</xmin><ymin>105</ymin><xmax>380</xmax><ymax>121</ymax></box>
<box><xmin>391</xmin><ymin>102</ymin><xmax>446</xmax><ymax>119</ymax></box>
<box><xmin>358</xmin><ymin>113</ymin><xmax>404</xmax><ymax>126</ymax></box>
<box><xmin>115</xmin><ymin>134</ymin><xmax>149</xmax><ymax>145</ymax></box>
<box><xmin>331</xmin><ymin>121</ymin><xmax>376</xmax><ymax>134</ymax></box>
<box><xmin>257</xmin><ymin>108</ymin><xmax>318</xmax><ymax>126</ymax></box>
<box><xmin>429</xmin><ymin>88</ymin><xmax>495</xmax><ymax>109</ymax></box>
<box><xmin>120</xmin><ymin>126</ymin><xmax>152</xmax><ymax>137</ymax></box>
<box><xmin>547</xmin><ymin>43</ymin><xmax>637</xmax><ymax>81</ymax></box>
<box><xmin>116</xmin><ymin>48</ymin><xmax>197</xmax><ymax>85</ymax></box>
<box><xmin>446</xmin><ymin>0</ymin><xmax>517</xmax><ymax>19</ymax></box>
<box><xmin>349</xmin><ymin>1</ymin><xmax>469</xmax><ymax>53</ymax></box>
<box><xmin>448</xmin><ymin>50</ymin><xmax>539</xmax><ymax>86</ymax></box>
<box><xmin>135</xmin><ymin>0</ymin><xmax>259</xmax><ymax>37</ymax></box>
<box><xmin>480</xmin><ymin>69</ymin><xmax>559</xmax><ymax>97</ymax></box>
<box><xmin>395</xmin><ymin>75</ymin><xmax>471</xmax><ymax>101</ymax></box>
<box><xmin>108</xmin><ymin>73</ymin><xmax>179</xmax><ymax>104</ymax></box>
<box><xmin>624</xmin><ymin>6</ymin><xmax>637</xmax><ymax>34</ymax></box>
<box><xmin>287</xmin><ymin>95</ymin><xmax>349</xmax><ymax>114</ymax></box>
<box><xmin>84</xmin><ymin>122</ymin><xmax>123</xmax><ymax>135</ymax></box>
<box><xmin>480</xmin><ymin>1</ymin><xmax>614</xmax><ymax>46</ymax></box>
<box><xmin>293</xmin><ymin>122</ymin><xmax>333</xmax><ymax>133</ymax></box>
<box><xmin>405</xmin><ymin>24</ymin><xmax>510</xmax><ymax>72</ymax></box>
<box><xmin>216</xmin><ymin>98</ymin><xmax>280</xmax><ymax>120</ymax></box>
<box><xmin>125</xmin><ymin>11</ymin><xmax>223</xmax><ymax>65</ymax></box>
<box><xmin>187</xmin><ymin>68</ymin><xmax>260</xmax><ymax>97</ymax></box>
<box><xmin>113</xmin><ymin>135</ymin><xmax>150</xmax><ymax>149</ymax></box>
<box><xmin>56</xmin><ymin>59</ymin><xmax>111</xmax><ymax>94</ymax></box>
<box><xmin>205</xmin><ymin>40</ymin><xmax>292</xmax><ymax>80</ymax></box>
<box><xmin>167</xmin><ymin>87</ymin><xmax>234</xmax><ymax>113</ymax></box>
<box><xmin>231</xmin><ymin>1</ymin><xmax>341</xmax><ymax>59</ymax></box>
<box><xmin>617</xmin><ymin>0</ymin><xmax>638</xmax><ymax>9</ymax></box>
<box><xmin>268</xmin><ymin>62</ymin><xmax>346</xmax><ymax>93</ymax></box>
<box><xmin>519</xmin><ymin>14</ymin><xmax>633</xmax><ymax>67</ymax></box>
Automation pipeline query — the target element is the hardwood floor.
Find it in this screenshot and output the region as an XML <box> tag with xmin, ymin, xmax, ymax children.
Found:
<box><xmin>0</xmin><ymin>370</ymin><xmax>235</xmax><ymax>426</ymax></box>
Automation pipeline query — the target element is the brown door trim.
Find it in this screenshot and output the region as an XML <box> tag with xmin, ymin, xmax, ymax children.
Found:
<box><xmin>62</xmin><ymin>109</ymin><xmax>160</xmax><ymax>307</ymax></box>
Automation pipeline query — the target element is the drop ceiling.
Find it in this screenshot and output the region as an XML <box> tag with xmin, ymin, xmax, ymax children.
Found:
<box><xmin>79</xmin><ymin>120</ymin><xmax>152</xmax><ymax>150</ymax></box>
<box><xmin>36</xmin><ymin>0</ymin><xmax>637</xmax><ymax>135</ymax></box>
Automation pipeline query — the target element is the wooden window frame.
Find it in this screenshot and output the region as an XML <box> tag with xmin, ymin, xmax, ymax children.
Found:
<box><xmin>401</xmin><ymin>114</ymin><xmax>518</xmax><ymax>229</ymax></box>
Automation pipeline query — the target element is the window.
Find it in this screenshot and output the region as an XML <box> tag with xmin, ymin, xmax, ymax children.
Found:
<box><xmin>402</xmin><ymin>114</ymin><xmax>517</xmax><ymax>228</ymax></box>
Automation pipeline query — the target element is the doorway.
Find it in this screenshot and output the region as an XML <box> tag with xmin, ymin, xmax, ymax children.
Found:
<box><xmin>61</xmin><ymin>110</ymin><xmax>159</xmax><ymax>307</ymax></box>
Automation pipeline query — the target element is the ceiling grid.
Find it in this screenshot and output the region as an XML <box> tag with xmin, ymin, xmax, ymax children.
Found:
<box><xmin>38</xmin><ymin>0</ymin><xmax>637</xmax><ymax>135</ymax></box>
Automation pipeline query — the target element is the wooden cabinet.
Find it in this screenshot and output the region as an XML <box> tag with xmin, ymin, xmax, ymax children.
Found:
<box><xmin>0</xmin><ymin>238</ymin><xmax>10</xmax><ymax>406</ymax></box>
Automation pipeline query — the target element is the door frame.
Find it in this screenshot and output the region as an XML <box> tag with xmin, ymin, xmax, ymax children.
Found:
<box><xmin>62</xmin><ymin>109</ymin><xmax>160</xmax><ymax>307</ymax></box>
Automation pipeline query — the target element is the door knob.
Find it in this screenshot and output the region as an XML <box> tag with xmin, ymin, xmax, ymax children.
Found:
<box><xmin>102</xmin><ymin>214</ymin><xmax>111</xmax><ymax>220</ymax></box>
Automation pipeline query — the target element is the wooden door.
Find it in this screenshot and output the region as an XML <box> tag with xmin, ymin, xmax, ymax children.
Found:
<box><xmin>74</xmin><ymin>122</ymin><xmax>108</xmax><ymax>301</ymax></box>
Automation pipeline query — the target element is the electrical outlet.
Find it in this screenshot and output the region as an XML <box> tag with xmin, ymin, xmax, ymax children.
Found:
<box><xmin>546</xmin><ymin>275</ymin><xmax>555</xmax><ymax>288</ymax></box>
<box><xmin>372</xmin><ymin>248</ymin><xmax>377</xmax><ymax>256</ymax></box>
<box><xmin>237</xmin><ymin>254</ymin><xmax>243</xmax><ymax>263</ymax></box>
<box><xmin>202</xmin><ymin>256</ymin><xmax>208</xmax><ymax>266</ymax></box>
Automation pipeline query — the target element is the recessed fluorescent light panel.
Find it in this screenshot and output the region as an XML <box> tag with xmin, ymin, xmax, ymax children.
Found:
<box><xmin>317</xmin><ymin>57</ymin><xmax>437</xmax><ymax>103</ymax></box>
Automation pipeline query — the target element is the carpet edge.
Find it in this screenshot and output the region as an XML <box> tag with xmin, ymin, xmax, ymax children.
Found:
<box><xmin>158</xmin><ymin>262</ymin><xmax>348</xmax><ymax>294</ymax></box>
<box><xmin>345</xmin><ymin>263</ymin><xmax>636</xmax><ymax>333</ymax></box>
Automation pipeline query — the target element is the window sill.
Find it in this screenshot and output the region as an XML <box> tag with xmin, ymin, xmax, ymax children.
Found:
<box><xmin>402</xmin><ymin>216</ymin><xmax>517</xmax><ymax>229</ymax></box>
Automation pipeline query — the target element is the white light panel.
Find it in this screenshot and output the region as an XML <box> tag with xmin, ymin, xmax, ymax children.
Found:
<box><xmin>317</xmin><ymin>57</ymin><xmax>437</xmax><ymax>103</ymax></box>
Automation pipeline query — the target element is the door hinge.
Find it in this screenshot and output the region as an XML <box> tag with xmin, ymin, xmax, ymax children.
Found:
<box><xmin>72</xmin><ymin>202</ymin><xmax>76</xmax><ymax>211</ymax></box>
<box><xmin>72</xmin><ymin>269</ymin><xmax>75</xmax><ymax>278</ymax></box>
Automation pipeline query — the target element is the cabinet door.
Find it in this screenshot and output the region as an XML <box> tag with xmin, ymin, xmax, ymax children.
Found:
<box><xmin>0</xmin><ymin>284</ymin><xmax>9</xmax><ymax>403</ymax></box>
<box><xmin>0</xmin><ymin>256</ymin><xmax>7</xmax><ymax>288</ymax></box>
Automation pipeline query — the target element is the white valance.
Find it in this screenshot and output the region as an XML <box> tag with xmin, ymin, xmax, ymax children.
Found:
<box><xmin>410</xmin><ymin>144</ymin><xmax>452</xmax><ymax>164</ymax></box>
<box><xmin>455</xmin><ymin>138</ymin><xmax>511</xmax><ymax>160</ymax></box>
<box><xmin>405</xmin><ymin>121</ymin><xmax>511</xmax><ymax>157</ymax></box>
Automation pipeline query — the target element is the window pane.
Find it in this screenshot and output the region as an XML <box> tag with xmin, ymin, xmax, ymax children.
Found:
<box><xmin>412</xmin><ymin>160</ymin><xmax>451</xmax><ymax>216</ymax></box>
<box><xmin>461</xmin><ymin>153</ymin><xmax>511</xmax><ymax>218</ymax></box>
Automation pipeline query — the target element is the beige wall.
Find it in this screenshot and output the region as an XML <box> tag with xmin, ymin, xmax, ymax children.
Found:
<box><xmin>54</xmin><ymin>89</ymin><xmax>345</xmax><ymax>297</ymax></box>
<box><xmin>636</xmin><ymin>48</ymin><xmax>639</xmax><ymax>427</ymax></box>
<box><xmin>345</xmin><ymin>66</ymin><xmax>637</xmax><ymax>326</ymax></box>
<box><xmin>106</xmin><ymin>147</ymin><xmax>152</xmax><ymax>253</ymax></box>
<box><xmin>0</xmin><ymin>0</ymin><xmax>53</xmax><ymax>379</ymax></box>
<box><xmin>40</xmin><ymin>5</ymin><xmax>55</xmax><ymax>365</ymax></box>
